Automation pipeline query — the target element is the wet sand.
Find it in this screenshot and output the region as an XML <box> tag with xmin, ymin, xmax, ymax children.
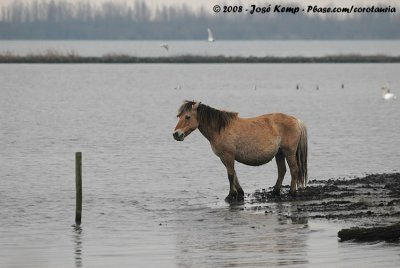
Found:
<box><xmin>247</xmin><ymin>173</ymin><xmax>400</xmax><ymax>241</ymax></box>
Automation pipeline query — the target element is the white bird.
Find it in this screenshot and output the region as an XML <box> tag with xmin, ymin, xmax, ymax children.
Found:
<box><xmin>160</xmin><ymin>43</ymin><xmax>169</xmax><ymax>51</ymax></box>
<box><xmin>174</xmin><ymin>84</ymin><xmax>181</xmax><ymax>90</ymax></box>
<box><xmin>253</xmin><ymin>84</ymin><xmax>257</xmax><ymax>91</ymax></box>
<box><xmin>207</xmin><ymin>28</ymin><xmax>215</xmax><ymax>42</ymax></box>
<box><xmin>381</xmin><ymin>85</ymin><xmax>396</xmax><ymax>100</ymax></box>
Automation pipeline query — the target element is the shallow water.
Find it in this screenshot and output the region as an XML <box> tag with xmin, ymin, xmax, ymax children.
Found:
<box><xmin>0</xmin><ymin>63</ymin><xmax>399</xmax><ymax>267</ymax></box>
<box><xmin>1</xmin><ymin>40</ymin><xmax>400</xmax><ymax>57</ymax></box>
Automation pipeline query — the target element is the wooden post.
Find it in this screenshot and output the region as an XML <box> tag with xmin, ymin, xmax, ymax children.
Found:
<box><xmin>75</xmin><ymin>152</ymin><xmax>82</xmax><ymax>225</ymax></box>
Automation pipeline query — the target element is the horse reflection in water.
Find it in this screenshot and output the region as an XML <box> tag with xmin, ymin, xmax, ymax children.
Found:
<box><xmin>173</xmin><ymin>101</ymin><xmax>308</xmax><ymax>202</ymax></box>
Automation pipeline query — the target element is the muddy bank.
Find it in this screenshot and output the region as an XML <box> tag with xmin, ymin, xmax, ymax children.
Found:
<box><xmin>338</xmin><ymin>223</ymin><xmax>400</xmax><ymax>242</ymax></box>
<box><xmin>246</xmin><ymin>173</ymin><xmax>400</xmax><ymax>240</ymax></box>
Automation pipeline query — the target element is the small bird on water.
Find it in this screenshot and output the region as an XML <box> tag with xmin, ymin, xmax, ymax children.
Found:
<box><xmin>381</xmin><ymin>85</ymin><xmax>396</xmax><ymax>100</ymax></box>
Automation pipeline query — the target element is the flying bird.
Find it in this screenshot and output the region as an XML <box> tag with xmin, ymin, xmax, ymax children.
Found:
<box><xmin>160</xmin><ymin>43</ymin><xmax>169</xmax><ymax>51</ymax></box>
<box><xmin>207</xmin><ymin>28</ymin><xmax>215</xmax><ymax>42</ymax></box>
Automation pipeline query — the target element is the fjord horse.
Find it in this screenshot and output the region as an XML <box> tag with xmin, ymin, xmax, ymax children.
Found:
<box><xmin>173</xmin><ymin>101</ymin><xmax>308</xmax><ymax>202</ymax></box>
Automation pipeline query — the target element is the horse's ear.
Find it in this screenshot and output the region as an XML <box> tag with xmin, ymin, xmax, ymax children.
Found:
<box><xmin>192</xmin><ymin>101</ymin><xmax>201</xmax><ymax>110</ymax></box>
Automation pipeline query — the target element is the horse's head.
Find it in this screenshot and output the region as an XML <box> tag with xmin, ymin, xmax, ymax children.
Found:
<box><xmin>173</xmin><ymin>101</ymin><xmax>200</xmax><ymax>141</ymax></box>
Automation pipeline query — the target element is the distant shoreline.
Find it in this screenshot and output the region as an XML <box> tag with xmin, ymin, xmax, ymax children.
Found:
<box><xmin>1</xmin><ymin>53</ymin><xmax>400</xmax><ymax>63</ymax></box>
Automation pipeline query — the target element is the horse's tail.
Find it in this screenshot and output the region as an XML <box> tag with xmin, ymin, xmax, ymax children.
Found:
<box><xmin>296</xmin><ymin>120</ymin><xmax>308</xmax><ymax>188</ymax></box>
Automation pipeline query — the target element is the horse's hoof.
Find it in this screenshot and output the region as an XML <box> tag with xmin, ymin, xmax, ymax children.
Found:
<box><xmin>225</xmin><ymin>194</ymin><xmax>236</xmax><ymax>202</ymax></box>
<box><xmin>238</xmin><ymin>189</ymin><xmax>245</xmax><ymax>199</ymax></box>
<box><xmin>225</xmin><ymin>195</ymin><xmax>235</xmax><ymax>203</ymax></box>
<box><xmin>272</xmin><ymin>188</ymin><xmax>281</xmax><ymax>197</ymax></box>
<box><xmin>225</xmin><ymin>193</ymin><xmax>244</xmax><ymax>203</ymax></box>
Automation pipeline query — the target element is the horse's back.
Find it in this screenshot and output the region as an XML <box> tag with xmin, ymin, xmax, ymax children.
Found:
<box><xmin>224</xmin><ymin>113</ymin><xmax>300</xmax><ymax>141</ymax></box>
<box><xmin>264</xmin><ymin>112</ymin><xmax>302</xmax><ymax>141</ymax></box>
<box><xmin>243</xmin><ymin>113</ymin><xmax>300</xmax><ymax>133</ymax></box>
<box><xmin>237</xmin><ymin>112</ymin><xmax>302</xmax><ymax>151</ymax></box>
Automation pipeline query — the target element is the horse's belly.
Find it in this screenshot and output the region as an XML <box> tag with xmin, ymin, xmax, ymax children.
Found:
<box><xmin>233</xmin><ymin>134</ymin><xmax>279</xmax><ymax>166</ymax></box>
<box><xmin>235</xmin><ymin>151</ymin><xmax>276</xmax><ymax>166</ymax></box>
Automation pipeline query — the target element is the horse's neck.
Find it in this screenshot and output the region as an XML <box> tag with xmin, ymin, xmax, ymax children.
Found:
<box><xmin>197</xmin><ymin>107</ymin><xmax>237</xmax><ymax>141</ymax></box>
<box><xmin>198</xmin><ymin>124</ymin><xmax>217</xmax><ymax>142</ymax></box>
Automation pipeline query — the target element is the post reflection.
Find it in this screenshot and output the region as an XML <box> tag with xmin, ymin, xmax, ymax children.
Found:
<box><xmin>72</xmin><ymin>225</ymin><xmax>83</xmax><ymax>268</ymax></box>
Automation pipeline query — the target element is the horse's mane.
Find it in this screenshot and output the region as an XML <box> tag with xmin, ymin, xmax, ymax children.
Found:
<box><xmin>177</xmin><ymin>100</ymin><xmax>238</xmax><ymax>133</ymax></box>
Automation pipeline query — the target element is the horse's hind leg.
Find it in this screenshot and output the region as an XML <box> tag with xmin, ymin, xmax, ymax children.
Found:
<box><xmin>285</xmin><ymin>153</ymin><xmax>299</xmax><ymax>196</ymax></box>
<box><xmin>273</xmin><ymin>150</ymin><xmax>286</xmax><ymax>196</ymax></box>
<box><xmin>221</xmin><ymin>156</ymin><xmax>244</xmax><ymax>202</ymax></box>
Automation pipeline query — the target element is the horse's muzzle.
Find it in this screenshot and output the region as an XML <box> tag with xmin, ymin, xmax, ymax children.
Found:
<box><xmin>173</xmin><ymin>131</ymin><xmax>184</xmax><ymax>141</ymax></box>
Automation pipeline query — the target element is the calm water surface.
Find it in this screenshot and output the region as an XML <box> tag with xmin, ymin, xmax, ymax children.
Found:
<box><xmin>1</xmin><ymin>40</ymin><xmax>400</xmax><ymax>57</ymax></box>
<box><xmin>0</xmin><ymin>63</ymin><xmax>399</xmax><ymax>267</ymax></box>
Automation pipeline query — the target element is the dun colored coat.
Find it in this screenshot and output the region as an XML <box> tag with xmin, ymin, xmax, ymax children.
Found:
<box><xmin>173</xmin><ymin>101</ymin><xmax>307</xmax><ymax>202</ymax></box>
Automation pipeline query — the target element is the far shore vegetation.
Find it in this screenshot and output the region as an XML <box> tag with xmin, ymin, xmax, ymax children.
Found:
<box><xmin>1</xmin><ymin>51</ymin><xmax>400</xmax><ymax>64</ymax></box>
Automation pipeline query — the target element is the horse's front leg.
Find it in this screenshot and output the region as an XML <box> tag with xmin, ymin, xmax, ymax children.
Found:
<box><xmin>226</xmin><ymin>172</ymin><xmax>244</xmax><ymax>202</ymax></box>
<box><xmin>221</xmin><ymin>156</ymin><xmax>244</xmax><ymax>202</ymax></box>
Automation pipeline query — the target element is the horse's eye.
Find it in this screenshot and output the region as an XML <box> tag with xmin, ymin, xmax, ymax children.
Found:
<box><xmin>185</xmin><ymin>115</ymin><xmax>191</xmax><ymax>120</ymax></box>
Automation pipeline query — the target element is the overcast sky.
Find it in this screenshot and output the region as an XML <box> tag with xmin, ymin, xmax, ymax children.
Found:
<box><xmin>0</xmin><ymin>0</ymin><xmax>398</xmax><ymax>9</ymax></box>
